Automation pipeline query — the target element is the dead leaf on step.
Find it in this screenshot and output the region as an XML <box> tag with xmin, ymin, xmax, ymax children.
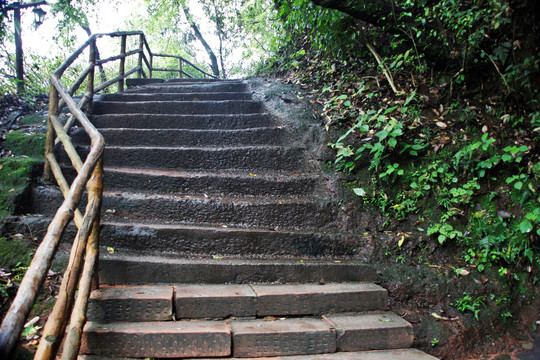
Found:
<box><xmin>249</xmin><ymin>173</ymin><xmax>257</xmax><ymax>177</ymax></box>
<box><xmin>264</xmin><ymin>316</ymin><xmax>277</xmax><ymax>321</ymax></box>
<box><xmin>436</xmin><ymin>121</ymin><xmax>447</xmax><ymax>129</ymax></box>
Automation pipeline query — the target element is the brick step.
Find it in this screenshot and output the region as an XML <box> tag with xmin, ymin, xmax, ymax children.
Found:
<box><xmin>70</xmin><ymin>127</ymin><xmax>285</xmax><ymax>147</ymax></box>
<box><xmin>90</xmin><ymin>113</ymin><xmax>274</xmax><ymax>129</ymax></box>
<box><xmin>80</xmin><ymin>313</ymin><xmax>413</xmax><ymax>358</ymax></box>
<box><xmin>57</xmin><ymin>145</ymin><xmax>306</xmax><ymax>171</ymax></box>
<box><xmin>100</xmin><ymin>91</ymin><xmax>252</xmax><ymax>102</ymax></box>
<box><xmin>87</xmin><ymin>283</ymin><xmax>387</xmax><ymax>322</ymax></box>
<box><xmin>125</xmin><ymin>81</ymin><xmax>248</xmax><ymax>93</ymax></box>
<box><xmin>79</xmin><ymin>349</ymin><xmax>438</xmax><ymax>360</ymax></box>
<box><xmin>97</xmin><ymin>222</ymin><xmax>367</xmax><ymax>258</ymax></box>
<box><xmin>93</xmin><ymin>100</ymin><xmax>264</xmax><ymax>115</ymax></box>
<box><xmin>98</xmin><ymin>256</ymin><xmax>377</xmax><ymax>285</ymax></box>
<box><xmin>32</xmin><ymin>187</ymin><xmax>338</xmax><ymax>230</ymax></box>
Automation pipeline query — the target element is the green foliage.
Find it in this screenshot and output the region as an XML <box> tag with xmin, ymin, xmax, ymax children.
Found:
<box><xmin>453</xmin><ymin>291</ymin><xmax>485</xmax><ymax>320</ymax></box>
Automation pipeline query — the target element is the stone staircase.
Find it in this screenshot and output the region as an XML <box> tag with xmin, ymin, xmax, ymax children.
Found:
<box><xmin>37</xmin><ymin>78</ymin><xmax>437</xmax><ymax>359</ymax></box>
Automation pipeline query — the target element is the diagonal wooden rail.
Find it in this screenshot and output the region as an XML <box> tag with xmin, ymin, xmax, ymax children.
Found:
<box><xmin>0</xmin><ymin>30</ymin><xmax>217</xmax><ymax>360</ymax></box>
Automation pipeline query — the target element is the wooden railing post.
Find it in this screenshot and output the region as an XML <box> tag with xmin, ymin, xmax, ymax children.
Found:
<box><xmin>87</xmin><ymin>40</ymin><xmax>96</xmax><ymax>113</ymax></box>
<box><xmin>119</xmin><ymin>35</ymin><xmax>127</xmax><ymax>92</ymax></box>
<box><xmin>137</xmin><ymin>34</ymin><xmax>144</xmax><ymax>78</ymax></box>
<box><xmin>44</xmin><ymin>85</ymin><xmax>59</xmax><ymax>182</ymax></box>
<box><xmin>178</xmin><ymin>58</ymin><xmax>183</xmax><ymax>79</ymax></box>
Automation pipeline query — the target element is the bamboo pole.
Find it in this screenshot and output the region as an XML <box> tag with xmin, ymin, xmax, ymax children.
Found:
<box><xmin>61</xmin><ymin>158</ymin><xmax>103</xmax><ymax>360</ymax></box>
<box><xmin>45</xmin><ymin>153</ymin><xmax>83</xmax><ymax>228</ymax></box>
<box><xmin>87</xmin><ymin>40</ymin><xmax>95</xmax><ymax>114</ymax></box>
<box><xmin>137</xmin><ymin>34</ymin><xmax>144</xmax><ymax>78</ymax></box>
<box><xmin>178</xmin><ymin>59</ymin><xmax>183</xmax><ymax>79</ymax></box>
<box><xmin>43</xmin><ymin>86</ymin><xmax>59</xmax><ymax>182</ymax></box>
<box><xmin>34</xmin><ymin>194</ymin><xmax>101</xmax><ymax>360</ymax></box>
<box><xmin>118</xmin><ymin>35</ymin><xmax>126</xmax><ymax>92</ymax></box>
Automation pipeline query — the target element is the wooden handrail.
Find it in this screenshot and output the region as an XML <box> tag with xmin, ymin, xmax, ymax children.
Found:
<box><xmin>0</xmin><ymin>30</ymin><xmax>217</xmax><ymax>359</ymax></box>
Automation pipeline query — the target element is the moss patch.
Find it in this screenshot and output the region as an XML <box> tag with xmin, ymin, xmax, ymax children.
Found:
<box><xmin>0</xmin><ymin>157</ymin><xmax>39</xmax><ymax>218</ymax></box>
<box><xmin>4</xmin><ymin>130</ymin><xmax>45</xmax><ymax>159</ymax></box>
<box><xmin>0</xmin><ymin>237</ymin><xmax>33</xmax><ymax>268</ymax></box>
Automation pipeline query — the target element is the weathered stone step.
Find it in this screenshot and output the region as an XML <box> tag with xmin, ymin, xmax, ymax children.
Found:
<box><xmin>79</xmin><ymin>349</ymin><xmax>438</xmax><ymax>360</ymax></box>
<box><xmin>80</xmin><ymin>321</ymin><xmax>231</xmax><ymax>358</ymax></box>
<box><xmin>93</xmin><ymin>100</ymin><xmax>264</xmax><ymax>115</ymax></box>
<box><xmin>100</xmin><ymin>91</ymin><xmax>252</xmax><ymax>102</ymax></box>
<box><xmin>81</xmin><ymin>313</ymin><xmax>412</xmax><ymax>358</ymax></box>
<box><xmin>101</xmin><ymin>168</ymin><xmax>319</xmax><ymax>197</ymax></box>
<box><xmin>90</xmin><ymin>113</ymin><xmax>274</xmax><ymax>129</ymax></box>
<box><xmin>87</xmin><ymin>283</ymin><xmax>387</xmax><ymax>322</ymax></box>
<box><xmin>127</xmin><ymin>81</ymin><xmax>248</xmax><ymax>93</ymax></box>
<box><xmin>61</xmin><ymin>167</ymin><xmax>318</xmax><ymax>197</ymax></box>
<box><xmin>125</xmin><ymin>78</ymin><xmax>223</xmax><ymax>88</ymax></box>
<box><xmin>98</xmin><ymin>256</ymin><xmax>377</xmax><ymax>285</ymax></box>
<box><xmin>32</xmin><ymin>187</ymin><xmax>338</xmax><ymax>230</ymax></box>
<box><xmin>190</xmin><ymin>349</ymin><xmax>438</xmax><ymax>360</ymax></box>
<box><xmin>59</xmin><ymin>145</ymin><xmax>305</xmax><ymax>171</ymax></box>
<box><xmin>98</xmin><ymin>222</ymin><xmax>365</xmax><ymax>258</ymax></box>
<box><xmin>71</xmin><ymin>127</ymin><xmax>285</xmax><ymax>147</ymax></box>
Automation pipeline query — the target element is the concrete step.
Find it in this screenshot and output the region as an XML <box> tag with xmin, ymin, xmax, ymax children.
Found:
<box><xmin>71</xmin><ymin>127</ymin><xmax>285</xmax><ymax>147</ymax></box>
<box><xmin>81</xmin><ymin>313</ymin><xmax>412</xmax><ymax>358</ymax></box>
<box><xmin>93</xmin><ymin>100</ymin><xmax>264</xmax><ymax>115</ymax></box>
<box><xmin>97</xmin><ymin>222</ymin><xmax>365</xmax><ymax>259</ymax></box>
<box><xmin>58</xmin><ymin>144</ymin><xmax>305</xmax><ymax>171</ymax></box>
<box><xmin>87</xmin><ymin>283</ymin><xmax>387</xmax><ymax>322</ymax></box>
<box><xmin>100</xmin><ymin>91</ymin><xmax>252</xmax><ymax>102</ymax></box>
<box><xmin>79</xmin><ymin>349</ymin><xmax>438</xmax><ymax>360</ymax></box>
<box><xmin>98</xmin><ymin>256</ymin><xmax>377</xmax><ymax>285</ymax></box>
<box><xmin>32</xmin><ymin>187</ymin><xmax>338</xmax><ymax>230</ymax></box>
<box><xmin>90</xmin><ymin>113</ymin><xmax>274</xmax><ymax>129</ymax></box>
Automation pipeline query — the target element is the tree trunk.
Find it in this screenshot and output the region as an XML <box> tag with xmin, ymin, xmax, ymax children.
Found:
<box><xmin>180</xmin><ymin>1</ymin><xmax>220</xmax><ymax>77</ymax></box>
<box><xmin>211</xmin><ymin>0</ymin><xmax>227</xmax><ymax>78</ymax></box>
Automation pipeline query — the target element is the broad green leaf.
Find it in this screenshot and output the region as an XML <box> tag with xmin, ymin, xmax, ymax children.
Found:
<box><xmin>353</xmin><ymin>188</ymin><xmax>366</xmax><ymax>197</ymax></box>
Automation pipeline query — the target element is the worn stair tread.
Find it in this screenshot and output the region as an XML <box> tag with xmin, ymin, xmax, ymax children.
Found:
<box><xmin>98</xmin><ymin>255</ymin><xmax>377</xmax><ymax>285</ymax></box>
<box><xmin>251</xmin><ymin>283</ymin><xmax>388</xmax><ymax>316</ymax></box>
<box><xmin>323</xmin><ymin>312</ymin><xmax>414</xmax><ymax>352</ymax></box>
<box><xmin>72</xmin><ymin>127</ymin><xmax>286</xmax><ymax>146</ymax></box>
<box><xmin>78</xmin><ymin>349</ymin><xmax>438</xmax><ymax>360</ymax></box>
<box><xmin>126</xmin><ymin>82</ymin><xmax>248</xmax><ymax>93</ymax></box>
<box><xmin>98</xmin><ymin>221</ymin><xmax>369</xmax><ymax>259</ymax></box>
<box><xmin>80</xmin><ymin>321</ymin><xmax>231</xmax><ymax>358</ymax></box>
<box><xmin>87</xmin><ymin>285</ymin><xmax>173</xmax><ymax>322</ymax></box>
<box><xmin>187</xmin><ymin>349</ymin><xmax>439</xmax><ymax>360</ymax></box>
<box><xmin>230</xmin><ymin>317</ymin><xmax>336</xmax><ymax>357</ymax></box>
<box><xmin>93</xmin><ymin>99</ymin><xmax>264</xmax><ymax>115</ymax></box>
<box><xmin>90</xmin><ymin>113</ymin><xmax>274</xmax><ymax>129</ymax></box>
<box><xmin>98</xmin><ymin>166</ymin><xmax>320</xmax><ymax>196</ymax></box>
<box><xmin>174</xmin><ymin>283</ymin><xmax>386</xmax><ymax>319</ymax></box>
<box><xmin>101</xmin><ymin>91</ymin><xmax>252</xmax><ymax>101</ymax></box>
<box><xmin>61</xmin><ymin>144</ymin><xmax>306</xmax><ymax>171</ymax></box>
